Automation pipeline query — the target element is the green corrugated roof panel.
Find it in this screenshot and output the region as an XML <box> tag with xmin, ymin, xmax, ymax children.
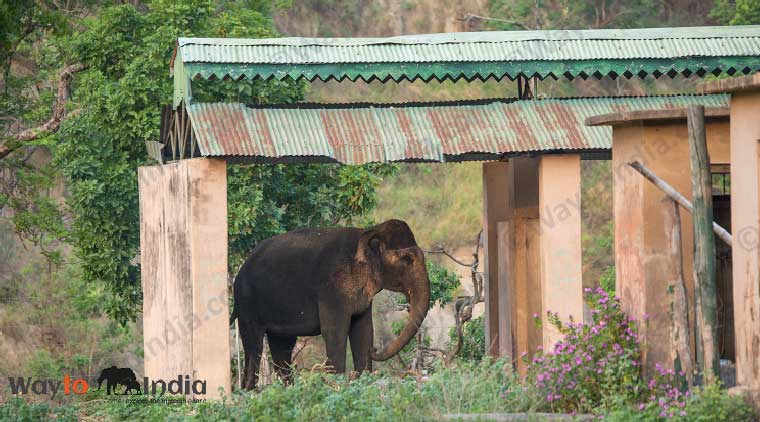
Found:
<box><xmin>183</xmin><ymin>94</ymin><xmax>729</xmax><ymax>164</ymax></box>
<box><xmin>172</xmin><ymin>26</ymin><xmax>760</xmax><ymax>106</ymax></box>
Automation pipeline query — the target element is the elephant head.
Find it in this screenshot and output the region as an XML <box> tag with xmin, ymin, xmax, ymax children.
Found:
<box><xmin>356</xmin><ymin>219</ymin><xmax>431</xmax><ymax>361</ymax></box>
<box><xmin>97</xmin><ymin>366</ymin><xmax>116</xmax><ymax>390</ymax></box>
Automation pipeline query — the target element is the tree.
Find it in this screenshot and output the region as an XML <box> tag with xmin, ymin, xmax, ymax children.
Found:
<box><xmin>711</xmin><ymin>0</ymin><xmax>760</xmax><ymax>25</ymax></box>
<box><xmin>3</xmin><ymin>1</ymin><xmax>393</xmax><ymax>323</ymax></box>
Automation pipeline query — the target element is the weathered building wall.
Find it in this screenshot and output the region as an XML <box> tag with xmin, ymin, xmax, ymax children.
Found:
<box><xmin>611</xmin><ymin>119</ymin><xmax>730</xmax><ymax>375</ymax></box>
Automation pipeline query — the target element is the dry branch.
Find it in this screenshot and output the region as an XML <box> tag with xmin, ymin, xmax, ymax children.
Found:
<box><xmin>628</xmin><ymin>161</ymin><xmax>732</xmax><ymax>247</ymax></box>
<box><xmin>1</xmin><ymin>63</ymin><xmax>87</xmax><ymax>160</ymax></box>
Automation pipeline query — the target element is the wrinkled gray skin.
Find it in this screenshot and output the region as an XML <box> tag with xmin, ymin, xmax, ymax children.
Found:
<box><xmin>231</xmin><ymin>219</ymin><xmax>431</xmax><ymax>389</ymax></box>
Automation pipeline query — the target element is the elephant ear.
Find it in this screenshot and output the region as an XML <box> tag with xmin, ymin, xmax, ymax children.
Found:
<box><xmin>355</xmin><ymin>228</ymin><xmax>385</xmax><ymax>265</ymax></box>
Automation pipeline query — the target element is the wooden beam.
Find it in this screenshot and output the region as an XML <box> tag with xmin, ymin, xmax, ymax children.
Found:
<box><xmin>687</xmin><ymin>105</ymin><xmax>720</xmax><ymax>382</ymax></box>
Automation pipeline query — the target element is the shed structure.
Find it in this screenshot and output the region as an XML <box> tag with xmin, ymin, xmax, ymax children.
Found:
<box><xmin>586</xmin><ymin>107</ymin><xmax>732</xmax><ymax>378</ymax></box>
<box><xmin>139</xmin><ymin>25</ymin><xmax>760</xmax><ymax>399</ymax></box>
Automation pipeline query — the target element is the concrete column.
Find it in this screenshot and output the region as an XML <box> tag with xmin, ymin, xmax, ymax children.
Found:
<box><xmin>700</xmin><ymin>74</ymin><xmax>760</xmax><ymax>406</ymax></box>
<box><xmin>728</xmin><ymin>91</ymin><xmax>760</xmax><ymax>393</ymax></box>
<box><xmin>138</xmin><ymin>158</ymin><xmax>231</xmax><ymax>399</ymax></box>
<box><xmin>538</xmin><ymin>154</ymin><xmax>584</xmax><ymax>348</ymax></box>
<box><xmin>482</xmin><ymin>162</ymin><xmax>510</xmax><ymax>357</ymax></box>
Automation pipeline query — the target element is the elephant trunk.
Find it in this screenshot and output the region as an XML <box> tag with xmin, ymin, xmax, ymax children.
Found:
<box><xmin>371</xmin><ymin>263</ymin><xmax>430</xmax><ymax>361</ymax></box>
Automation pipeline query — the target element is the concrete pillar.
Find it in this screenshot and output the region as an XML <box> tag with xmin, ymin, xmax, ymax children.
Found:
<box><xmin>138</xmin><ymin>157</ymin><xmax>231</xmax><ymax>399</ymax></box>
<box><xmin>538</xmin><ymin>154</ymin><xmax>584</xmax><ymax>348</ymax></box>
<box><xmin>587</xmin><ymin>107</ymin><xmax>730</xmax><ymax>377</ymax></box>
<box><xmin>728</xmin><ymin>91</ymin><xmax>760</xmax><ymax>395</ymax></box>
<box><xmin>701</xmin><ymin>75</ymin><xmax>760</xmax><ymax>401</ymax></box>
<box><xmin>482</xmin><ymin>162</ymin><xmax>510</xmax><ymax>357</ymax></box>
<box><xmin>484</xmin><ymin>156</ymin><xmax>583</xmax><ymax>363</ymax></box>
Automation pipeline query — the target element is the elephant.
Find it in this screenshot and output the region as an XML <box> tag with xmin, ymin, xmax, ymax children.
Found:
<box><xmin>122</xmin><ymin>379</ymin><xmax>142</xmax><ymax>395</ymax></box>
<box><xmin>230</xmin><ymin>219</ymin><xmax>431</xmax><ymax>390</ymax></box>
<box><xmin>97</xmin><ymin>366</ymin><xmax>137</xmax><ymax>395</ymax></box>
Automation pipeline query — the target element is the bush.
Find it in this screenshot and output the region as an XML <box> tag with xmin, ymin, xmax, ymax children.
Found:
<box><xmin>680</xmin><ymin>383</ymin><xmax>755</xmax><ymax>421</ymax></box>
<box><xmin>606</xmin><ymin>383</ymin><xmax>756</xmax><ymax>421</ymax></box>
<box><xmin>449</xmin><ymin>315</ymin><xmax>485</xmax><ymax>362</ymax></box>
<box><xmin>524</xmin><ymin>287</ymin><xmax>643</xmax><ymax>413</ymax></box>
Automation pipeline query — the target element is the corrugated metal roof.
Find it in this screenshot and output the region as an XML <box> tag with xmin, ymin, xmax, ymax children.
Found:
<box><xmin>184</xmin><ymin>94</ymin><xmax>729</xmax><ymax>164</ymax></box>
<box><xmin>177</xmin><ymin>26</ymin><xmax>760</xmax><ymax>64</ymax></box>
<box><xmin>171</xmin><ymin>26</ymin><xmax>760</xmax><ymax>105</ymax></box>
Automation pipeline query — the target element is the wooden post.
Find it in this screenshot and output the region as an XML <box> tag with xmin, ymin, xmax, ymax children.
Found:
<box><xmin>507</xmin><ymin>157</ymin><xmax>542</xmax><ymax>374</ymax></box>
<box><xmin>687</xmin><ymin>105</ymin><xmax>720</xmax><ymax>381</ymax></box>
<box><xmin>482</xmin><ymin>162</ymin><xmax>510</xmax><ymax>357</ymax></box>
<box><xmin>497</xmin><ymin>221</ymin><xmax>514</xmax><ymax>359</ymax></box>
<box><xmin>665</xmin><ymin>199</ymin><xmax>694</xmax><ymax>388</ymax></box>
<box><xmin>138</xmin><ymin>158</ymin><xmax>231</xmax><ymax>399</ymax></box>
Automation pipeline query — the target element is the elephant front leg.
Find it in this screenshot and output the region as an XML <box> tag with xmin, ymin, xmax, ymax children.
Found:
<box><xmin>349</xmin><ymin>308</ymin><xmax>374</xmax><ymax>372</ymax></box>
<box><xmin>319</xmin><ymin>304</ymin><xmax>350</xmax><ymax>373</ymax></box>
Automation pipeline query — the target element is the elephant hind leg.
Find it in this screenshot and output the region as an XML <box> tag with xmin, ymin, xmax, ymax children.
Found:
<box><xmin>239</xmin><ymin>319</ymin><xmax>264</xmax><ymax>390</ymax></box>
<box><xmin>268</xmin><ymin>335</ymin><xmax>297</xmax><ymax>384</ymax></box>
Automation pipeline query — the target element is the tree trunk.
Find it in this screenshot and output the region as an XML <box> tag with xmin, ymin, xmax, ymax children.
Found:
<box><xmin>687</xmin><ymin>105</ymin><xmax>720</xmax><ymax>382</ymax></box>
<box><xmin>665</xmin><ymin>199</ymin><xmax>694</xmax><ymax>388</ymax></box>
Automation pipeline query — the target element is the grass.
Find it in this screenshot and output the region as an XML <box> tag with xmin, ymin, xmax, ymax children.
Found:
<box><xmin>1</xmin><ymin>360</ymin><xmax>754</xmax><ymax>422</ymax></box>
<box><xmin>0</xmin><ymin>359</ymin><xmax>531</xmax><ymax>422</ymax></box>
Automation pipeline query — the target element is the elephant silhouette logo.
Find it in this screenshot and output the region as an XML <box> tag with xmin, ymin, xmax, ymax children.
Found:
<box><xmin>96</xmin><ymin>366</ymin><xmax>141</xmax><ymax>395</ymax></box>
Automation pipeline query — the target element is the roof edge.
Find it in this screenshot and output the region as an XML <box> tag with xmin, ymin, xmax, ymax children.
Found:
<box><xmin>176</xmin><ymin>25</ymin><xmax>760</xmax><ymax>48</ymax></box>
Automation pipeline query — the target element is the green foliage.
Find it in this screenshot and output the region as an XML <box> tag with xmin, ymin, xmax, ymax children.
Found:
<box><xmin>450</xmin><ymin>315</ymin><xmax>486</xmax><ymax>362</ymax></box>
<box><xmin>711</xmin><ymin>0</ymin><xmax>760</xmax><ymax>25</ymax></box>
<box><xmin>0</xmin><ymin>397</ymin><xmax>76</xmax><ymax>422</ymax></box>
<box><xmin>426</xmin><ymin>260</ymin><xmax>460</xmax><ymax>308</ymax></box>
<box><xmin>486</xmin><ymin>0</ymin><xmax>657</xmax><ymax>30</ymax></box>
<box><xmin>679</xmin><ymin>383</ymin><xmax>755</xmax><ymax>421</ymax></box>
<box><xmin>0</xmin><ymin>359</ymin><xmax>522</xmax><ymax>421</ymax></box>
<box><xmin>0</xmin><ymin>360</ymin><xmax>754</xmax><ymax>421</ymax></box>
<box><xmin>605</xmin><ymin>383</ymin><xmax>756</xmax><ymax>421</ymax></box>
<box><xmin>0</xmin><ymin>0</ymin><xmax>395</xmax><ymax>324</ymax></box>
<box><xmin>600</xmin><ymin>266</ymin><xmax>616</xmax><ymax>295</ymax></box>
<box><xmin>25</xmin><ymin>350</ymin><xmax>62</xmax><ymax>378</ymax></box>
<box><xmin>0</xmin><ymin>252</ymin><xmax>136</xmax><ymax>378</ymax></box>
<box><xmin>581</xmin><ymin>160</ymin><xmax>614</xmax><ymax>288</ymax></box>
<box><xmin>227</xmin><ymin>163</ymin><xmax>396</xmax><ymax>272</ymax></box>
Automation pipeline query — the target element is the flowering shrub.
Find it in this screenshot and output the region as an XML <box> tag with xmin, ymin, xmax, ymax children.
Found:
<box><xmin>524</xmin><ymin>287</ymin><xmax>643</xmax><ymax>413</ymax></box>
<box><xmin>638</xmin><ymin>363</ymin><xmax>690</xmax><ymax>418</ymax></box>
